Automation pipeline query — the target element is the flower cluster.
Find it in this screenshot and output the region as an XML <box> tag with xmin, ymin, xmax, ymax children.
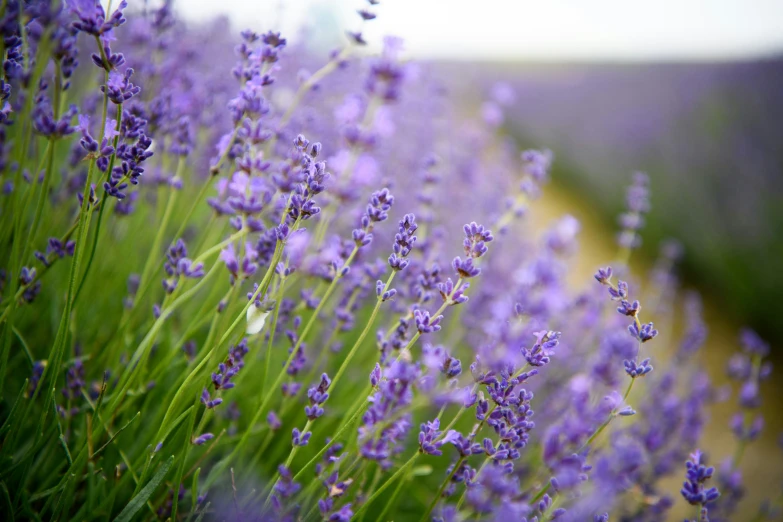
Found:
<box><xmin>162</xmin><ymin>239</ymin><xmax>204</xmax><ymax>293</ymax></box>
<box><xmin>681</xmin><ymin>450</ymin><xmax>720</xmax><ymax>520</ymax></box>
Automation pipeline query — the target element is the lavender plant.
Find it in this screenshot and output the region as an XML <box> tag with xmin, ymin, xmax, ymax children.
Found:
<box><xmin>0</xmin><ymin>1</ymin><xmax>778</xmax><ymax>521</ymax></box>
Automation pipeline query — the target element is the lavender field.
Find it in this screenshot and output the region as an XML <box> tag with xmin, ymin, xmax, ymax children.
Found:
<box><xmin>0</xmin><ymin>1</ymin><xmax>780</xmax><ymax>521</ymax></box>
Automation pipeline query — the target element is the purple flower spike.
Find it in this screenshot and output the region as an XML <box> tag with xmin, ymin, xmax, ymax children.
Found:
<box><xmin>629</xmin><ymin>322</ymin><xmax>658</xmax><ymax>343</ymax></box>
<box><xmin>419</xmin><ymin>419</ymin><xmax>445</xmax><ymax>456</ymax></box>
<box><xmin>522</xmin><ymin>330</ymin><xmax>561</xmax><ymax>367</ymax></box>
<box><xmin>292</xmin><ymin>427</ymin><xmax>312</xmax><ymax>447</ymax></box>
<box><xmin>452</xmin><ymin>256</ymin><xmax>480</xmax><ymax>278</ymax></box>
<box><xmin>267</xmin><ymin>411</ymin><xmax>282</xmax><ymax>430</ymax></box>
<box><xmin>624</xmin><ymin>358</ymin><xmax>653</xmax><ymax>378</ymax></box>
<box><xmin>594</xmin><ymin>266</ymin><xmax>613</xmax><ymax>284</ymax></box>
<box><xmin>200</xmin><ymin>388</ymin><xmax>223</xmax><ymax>409</ymax></box>
<box><xmin>617</xmin><ymin>299</ymin><xmax>641</xmax><ymax>317</ymax></box>
<box><xmin>681</xmin><ymin>450</ymin><xmax>720</xmax><ymax>508</ymax></box>
<box><xmin>437</xmin><ymin>278</ymin><xmax>469</xmax><ymax>306</ymax></box>
<box><xmin>445</xmin><ymin>430</ymin><xmax>483</xmax><ymax>457</ymax></box>
<box><xmin>193</xmin><ymin>433</ymin><xmax>214</xmax><ymax>445</ymax></box>
<box><xmin>305</xmin><ymin>373</ymin><xmax>331</xmax><ymax>420</ymax></box>
<box><xmin>414</xmin><ymin>309</ymin><xmax>443</xmax><ymax>334</ymax></box>
<box><xmin>101</xmin><ymin>68</ymin><xmax>141</xmax><ymax>104</ymax></box>
<box><xmin>370</xmin><ymin>364</ymin><xmax>382</xmax><ymax>386</ymax></box>
<box><xmin>462</xmin><ymin>222</ymin><xmax>493</xmax><ymax>259</ymax></box>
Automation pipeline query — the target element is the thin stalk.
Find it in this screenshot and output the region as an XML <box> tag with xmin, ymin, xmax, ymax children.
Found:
<box><xmin>73</xmin><ymin>102</ymin><xmax>124</xmax><ymax>304</ymax></box>
<box><xmin>290</xmin><ymin>398</ymin><xmax>369</xmax><ymax>484</ymax></box>
<box><xmin>352</xmin><ymin>453</ymin><xmax>420</xmax><ymax>519</ymax></box>
<box><xmin>24</xmin><ymin>59</ymin><xmax>111</xmax><ymax>436</ymax></box>
<box><xmin>200</xmin><ymin>224</ymin><xmax>299</xmax><ymax>488</ymax></box>
<box><xmin>107</xmin><ymin>261</ymin><xmax>222</xmax><ymax>414</ymax></box>
<box><xmin>420</xmin><ymin>456</ymin><xmax>465</xmax><ymax>522</ymax></box>
<box><xmin>22</xmin><ymin>56</ymin><xmax>64</xmax><ymax>264</ymax></box>
<box><xmin>207</xmin><ymin>234</ymin><xmax>346</xmax><ymax>485</ymax></box>
<box><xmin>133</xmin><ymin>176</ymin><xmax>181</xmax><ymax>309</ymax></box>
<box><xmin>376</xmin><ymin>462</ymin><xmax>411</xmax><ymax>520</ymax></box>
<box><xmin>0</xmin><ymin>38</ymin><xmax>53</xmax><ymax>395</ymax></box>
<box><xmin>262</xmin><ymin>273</ymin><xmax>286</xmax><ymax>394</ymax></box>
<box><xmin>330</xmin><ymin>271</ymin><xmax>395</xmax><ymax>391</ymax></box>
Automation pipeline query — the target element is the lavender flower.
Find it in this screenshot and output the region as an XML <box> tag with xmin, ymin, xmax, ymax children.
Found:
<box><xmin>305</xmin><ymin>373</ymin><xmax>331</xmax><ymax>420</ymax></box>
<box><xmin>162</xmin><ymin>239</ymin><xmax>204</xmax><ymax>293</ymax></box>
<box><xmin>352</xmin><ymin>188</ymin><xmax>394</xmax><ymax>247</ymax></box>
<box><xmin>193</xmin><ymin>433</ymin><xmax>214</xmax><ymax>445</ymax></box>
<box><xmin>681</xmin><ymin>450</ymin><xmax>720</xmax><ymax>513</ymax></box>
<box><xmin>419</xmin><ymin>419</ymin><xmax>446</xmax><ymax>456</ymax></box>
<box><xmin>522</xmin><ymin>330</ymin><xmax>561</xmax><ymax>367</ymax></box>
<box><xmin>292</xmin><ymin>427</ymin><xmax>312</xmax><ymax>447</ymax></box>
<box><xmin>617</xmin><ymin>172</ymin><xmax>651</xmax><ymax>251</ymax></box>
<box><xmin>388</xmin><ymin>213</ymin><xmax>417</xmax><ymax>271</ymax></box>
<box><xmin>101</xmin><ymin>68</ymin><xmax>140</xmax><ymax>104</ymax></box>
<box><xmin>414</xmin><ymin>309</ymin><xmax>443</xmax><ymax>334</ymax></box>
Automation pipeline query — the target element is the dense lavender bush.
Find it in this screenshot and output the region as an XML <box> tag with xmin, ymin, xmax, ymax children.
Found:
<box><xmin>0</xmin><ymin>1</ymin><xmax>779</xmax><ymax>521</ymax></box>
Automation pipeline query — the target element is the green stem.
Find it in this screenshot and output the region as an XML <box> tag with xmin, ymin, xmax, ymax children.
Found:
<box><xmin>20</xmin><ymin>139</ymin><xmax>55</xmax><ymax>271</ymax></box>
<box><xmin>107</xmin><ymin>260</ymin><xmax>222</xmax><ymax>414</ymax></box>
<box><xmin>330</xmin><ymin>271</ymin><xmax>395</xmax><ymax>391</ymax></box>
<box><xmin>73</xmin><ymin>102</ymin><xmax>124</xmax><ymax>304</ymax></box>
<box><xmin>0</xmin><ymin>38</ymin><xmax>53</xmax><ymax>396</ymax></box>
<box><xmin>262</xmin><ymin>273</ymin><xmax>286</xmax><ymax>394</ymax></box>
<box><xmin>20</xmin><ymin>55</ymin><xmax>64</xmax><ymax>267</ymax></box>
<box><xmin>290</xmin><ymin>399</ymin><xmax>369</xmax><ymax>484</ymax></box>
<box><xmin>352</xmin><ymin>452</ymin><xmax>420</xmax><ymax>519</ymax></box>
<box><xmin>421</xmin><ymin>456</ymin><xmax>465</xmax><ymax>522</ymax></box>
<box><xmin>376</xmin><ymin>462</ymin><xmax>411</xmax><ymax>521</ymax></box>
<box><xmin>200</xmin><ymin>228</ymin><xmax>299</xmax><ymax>488</ymax></box>
<box><xmin>134</xmin><ymin>176</ymin><xmax>181</xmax><ymax>307</ymax></box>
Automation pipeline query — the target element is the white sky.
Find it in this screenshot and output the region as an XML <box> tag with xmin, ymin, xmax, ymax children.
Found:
<box><xmin>177</xmin><ymin>0</ymin><xmax>783</xmax><ymax>61</ymax></box>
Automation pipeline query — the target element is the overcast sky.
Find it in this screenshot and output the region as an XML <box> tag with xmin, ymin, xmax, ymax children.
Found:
<box><xmin>178</xmin><ymin>0</ymin><xmax>783</xmax><ymax>61</ymax></box>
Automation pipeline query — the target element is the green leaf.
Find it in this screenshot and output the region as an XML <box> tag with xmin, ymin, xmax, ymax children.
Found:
<box><xmin>0</xmin><ymin>481</ymin><xmax>14</xmax><ymax>522</ymax></box>
<box><xmin>113</xmin><ymin>455</ymin><xmax>174</xmax><ymax>522</ymax></box>
<box><xmin>0</xmin><ymin>379</ymin><xmax>28</xmax><ymax>438</ymax></box>
<box><xmin>190</xmin><ymin>468</ymin><xmax>200</xmax><ymax>513</ymax></box>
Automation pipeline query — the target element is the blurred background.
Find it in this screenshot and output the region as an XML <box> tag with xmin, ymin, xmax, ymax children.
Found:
<box><xmin>180</xmin><ymin>0</ymin><xmax>783</xmax><ymax>352</ymax></box>
<box><xmin>178</xmin><ymin>0</ymin><xmax>783</xmax><ymax>514</ymax></box>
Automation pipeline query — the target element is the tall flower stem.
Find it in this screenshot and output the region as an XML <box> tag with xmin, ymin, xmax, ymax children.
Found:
<box><xmin>133</xmin><ymin>172</ymin><xmax>181</xmax><ymax>310</ymax></box>
<box><xmin>262</xmin><ymin>272</ymin><xmax>286</xmax><ymax>394</ymax></box>
<box><xmin>290</xmin><ymin>397</ymin><xmax>369</xmax><ymax>484</ymax></box>
<box><xmin>73</xmin><ymin>102</ymin><xmax>125</xmax><ymax>304</ymax></box>
<box><xmin>23</xmin><ymin>55</ymin><xmax>111</xmax><ymax>432</ymax></box>
<box><xmin>107</xmin><ymin>261</ymin><xmax>222</xmax><ymax>414</ymax></box>
<box><xmin>20</xmin><ymin>62</ymin><xmax>63</xmax><ymax>269</ymax></box>
<box><xmin>351</xmin><ymin>452</ymin><xmax>420</xmax><ymax>519</ymax></box>
<box><xmin>330</xmin><ymin>271</ymin><xmax>395</xmax><ymax>391</ymax></box>
<box><xmin>376</xmin><ymin>463</ymin><xmax>412</xmax><ymax>520</ymax></box>
<box><xmin>420</xmin><ymin>455</ymin><xmax>466</xmax><ymax>522</ymax></box>
<box><xmin>201</xmin><ymin>218</ymin><xmax>302</xmax><ymax>487</ymax></box>
<box><xmin>0</xmin><ymin>40</ymin><xmax>54</xmax><ymax>395</ymax></box>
